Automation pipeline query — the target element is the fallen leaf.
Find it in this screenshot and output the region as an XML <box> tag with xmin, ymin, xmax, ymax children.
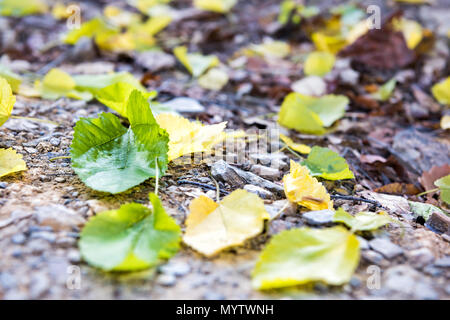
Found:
<box><xmin>339</xmin><ymin>17</ymin><xmax>416</xmax><ymax>70</ymax></box>
<box><xmin>372</xmin><ymin>78</ymin><xmax>397</xmax><ymax>102</ymax></box>
<box><xmin>0</xmin><ymin>77</ymin><xmax>15</xmax><ymax>127</ymax></box>
<box><xmin>96</xmin><ymin>82</ymin><xmax>157</xmax><ymax>117</ymax></box>
<box><xmin>408</xmin><ymin>201</ymin><xmax>444</xmax><ymax>221</ymax></box>
<box><xmin>37</xmin><ymin>68</ymin><xmax>93</xmax><ymax>101</ymax></box>
<box><xmin>419</xmin><ymin>164</ymin><xmax>450</xmax><ymax>191</ymax></box>
<box><xmin>279</xmin><ymin>133</ymin><xmax>311</xmax><ymax>154</ymax></box>
<box><xmin>333</xmin><ymin>208</ymin><xmax>392</xmax><ymax>232</ymax></box>
<box><xmin>79</xmin><ymin>193</ymin><xmax>180</xmax><ymax>271</ymax></box>
<box><xmin>155</xmin><ymin>113</ymin><xmax>226</xmax><ymax>161</ymax></box>
<box><xmin>251</xmin><ymin>226</ymin><xmax>360</xmax><ymax>289</ymax></box>
<box><xmin>434</xmin><ymin>175</ymin><xmax>450</xmax><ymax>205</ymax></box>
<box><xmin>375</xmin><ymin>182</ymin><xmax>420</xmax><ymax>195</ymax></box>
<box><xmin>183</xmin><ymin>189</ymin><xmax>267</xmax><ymax>257</ymax></box>
<box><xmin>283</xmin><ymin>160</ymin><xmax>333</xmax><ymax>211</ymax></box>
<box><xmin>70</xmin><ymin>90</ymin><xmax>169</xmax><ymax>194</ymax></box>
<box><xmin>278</xmin><ymin>93</ymin><xmax>349</xmax><ymax>134</ymax></box>
<box><xmin>193</xmin><ymin>0</ymin><xmax>237</xmax><ymax>13</ymax></box>
<box><xmin>73</xmin><ymin>72</ymin><xmax>146</xmax><ymax>96</ymax></box>
<box><xmin>304</xmin><ymin>51</ymin><xmax>335</xmax><ymax>76</ymax></box>
<box><xmin>0</xmin><ymin>148</ymin><xmax>27</xmax><ymax>178</ymax></box>
<box><xmin>173</xmin><ymin>46</ymin><xmax>220</xmax><ymax>77</ymax></box>
<box><xmin>0</xmin><ymin>65</ymin><xmax>22</xmax><ymax>92</ymax></box>
<box><xmin>431</xmin><ymin>77</ymin><xmax>450</xmax><ymax>105</ymax></box>
<box><xmin>0</xmin><ymin>0</ymin><xmax>47</xmax><ymax>16</ymax></box>
<box><xmin>198</xmin><ymin>68</ymin><xmax>229</xmax><ymax>91</ymax></box>
<box><xmin>302</xmin><ymin>146</ymin><xmax>354</xmax><ymax>180</ymax></box>
<box><xmin>393</xmin><ymin>18</ymin><xmax>423</xmax><ymax>49</ymax></box>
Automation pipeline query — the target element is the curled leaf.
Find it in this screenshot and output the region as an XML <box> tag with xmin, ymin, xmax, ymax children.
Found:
<box><xmin>173</xmin><ymin>46</ymin><xmax>219</xmax><ymax>77</ymax></box>
<box><xmin>280</xmin><ymin>133</ymin><xmax>311</xmax><ymax>154</ymax></box>
<box><xmin>283</xmin><ymin>160</ymin><xmax>333</xmax><ymax>211</ymax></box>
<box><xmin>155</xmin><ymin>113</ymin><xmax>226</xmax><ymax>161</ymax></box>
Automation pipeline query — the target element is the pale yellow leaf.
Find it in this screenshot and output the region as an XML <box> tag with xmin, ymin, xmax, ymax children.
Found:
<box><xmin>0</xmin><ymin>148</ymin><xmax>27</xmax><ymax>178</ymax></box>
<box><xmin>194</xmin><ymin>0</ymin><xmax>237</xmax><ymax>13</ymax></box>
<box><xmin>183</xmin><ymin>190</ymin><xmax>267</xmax><ymax>257</ymax></box>
<box><xmin>198</xmin><ymin>68</ymin><xmax>229</xmax><ymax>91</ymax></box>
<box><xmin>280</xmin><ymin>133</ymin><xmax>311</xmax><ymax>154</ymax></box>
<box><xmin>304</xmin><ymin>51</ymin><xmax>335</xmax><ymax>76</ymax></box>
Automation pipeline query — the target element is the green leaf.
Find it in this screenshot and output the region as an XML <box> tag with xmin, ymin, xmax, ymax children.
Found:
<box><xmin>278</xmin><ymin>93</ymin><xmax>348</xmax><ymax>134</ymax></box>
<box><xmin>434</xmin><ymin>174</ymin><xmax>450</xmax><ymax>205</ymax></box>
<box><xmin>79</xmin><ymin>193</ymin><xmax>181</xmax><ymax>271</ymax></box>
<box><xmin>96</xmin><ymin>82</ymin><xmax>157</xmax><ymax>117</ymax></box>
<box><xmin>63</xmin><ymin>17</ymin><xmax>117</xmax><ymax>45</ymax></box>
<box><xmin>73</xmin><ymin>72</ymin><xmax>146</xmax><ymax>96</ymax></box>
<box><xmin>252</xmin><ymin>226</ymin><xmax>360</xmax><ymax>289</ymax></box>
<box><xmin>372</xmin><ymin>78</ymin><xmax>396</xmax><ymax>102</ymax></box>
<box><xmin>408</xmin><ymin>201</ymin><xmax>445</xmax><ymax>221</ymax></box>
<box><xmin>333</xmin><ymin>208</ymin><xmax>392</xmax><ymax>232</ymax></box>
<box><xmin>70</xmin><ymin>90</ymin><xmax>169</xmax><ymax>194</ymax></box>
<box><xmin>302</xmin><ymin>146</ymin><xmax>354</xmax><ymax>180</ymax></box>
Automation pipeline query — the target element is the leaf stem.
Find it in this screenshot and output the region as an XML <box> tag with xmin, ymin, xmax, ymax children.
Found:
<box><xmin>417</xmin><ymin>188</ymin><xmax>439</xmax><ymax>197</ymax></box>
<box><xmin>10</xmin><ymin>116</ymin><xmax>59</xmax><ymax>126</ymax></box>
<box><xmin>49</xmin><ymin>156</ymin><xmax>71</xmax><ymax>161</ymax></box>
<box><xmin>155</xmin><ymin>158</ymin><xmax>159</xmax><ymax>196</ymax></box>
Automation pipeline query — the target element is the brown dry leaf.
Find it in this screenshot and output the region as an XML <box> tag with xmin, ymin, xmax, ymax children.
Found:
<box><xmin>419</xmin><ymin>164</ymin><xmax>450</xmax><ymax>191</ymax></box>
<box><xmin>339</xmin><ymin>15</ymin><xmax>416</xmax><ymax>70</ymax></box>
<box><xmin>375</xmin><ymin>182</ymin><xmax>420</xmax><ymax>196</ymax></box>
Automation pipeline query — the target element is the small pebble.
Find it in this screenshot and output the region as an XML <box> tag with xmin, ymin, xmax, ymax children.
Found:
<box><xmin>156</xmin><ymin>274</ymin><xmax>177</xmax><ymax>287</ymax></box>
<box><xmin>11</xmin><ymin>233</ymin><xmax>26</xmax><ymax>244</ymax></box>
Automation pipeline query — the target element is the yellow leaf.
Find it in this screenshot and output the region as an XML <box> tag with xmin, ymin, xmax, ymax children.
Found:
<box><xmin>194</xmin><ymin>0</ymin><xmax>237</xmax><ymax>13</ymax></box>
<box><xmin>155</xmin><ymin>113</ymin><xmax>227</xmax><ymax>161</ymax></box>
<box><xmin>431</xmin><ymin>77</ymin><xmax>450</xmax><ymax>105</ymax></box>
<box><xmin>283</xmin><ymin>160</ymin><xmax>333</xmax><ymax>211</ymax></box>
<box><xmin>103</xmin><ymin>5</ymin><xmax>141</xmax><ymax>27</ymax></box>
<box><xmin>183</xmin><ymin>190</ymin><xmax>267</xmax><ymax>257</ymax></box>
<box><xmin>173</xmin><ymin>46</ymin><xmax>220</xmax><ymax>77</ymax></box>
<box><xmin>198</xmin><ymin>68</ymin><xmax>229</xmax><ymax>91</ymax></box>
<box><xmin>0</xmin><ymin>148</ymin><xmax>27</xmax><ymax>178</ymax></box>
<box><xmin>304</xmin><ymin>51</ymin><xmax>335</xmax><ymax>76</ymax></box>
<box><xmin>394</xmin><ymin>0</ymin><xmax>433</xmax><ymax>4</ymax></box>
<box><xmin>394</xmin><ymin>18</ymin><xmax>423</xmax><ymax>49</ymax></box>
<box><xmin>346</xmin><ymin>20</ymin><xmax>369</xmax><ymax>44</ymax></box>
<box><xmin>51</xmin><ymin>2</ymin><xmax>71</xmax><ymax>20</ymax></box>
<box><xmin>36</xmin><ymin>69</ymin><xmax>92</xmax><ymax>100</ymax></box>
<box><xmin>0</xmin><ymin>77</ymin><xmax>15</xmax><ymax>127</ymax></box>
<box><xmin>311</xmin><ymin>31</ymin><xmax>347</xmax><ymax>54</ymax></box>
<box><xmin>247</xmin><ymin>41</ymin><xmax>291</xmax><ymax>59</ymax></box>
<box><xmin>441</xmin><ymin>115</ymin><xmax>450</xmax><ymax>130</ymax></box>
<box><xmin>279</xmin><ymin>133</ymin><xmax>311</xmax><ymax>154</ymax></box>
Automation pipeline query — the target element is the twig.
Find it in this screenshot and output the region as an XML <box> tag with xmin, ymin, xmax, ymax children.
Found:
<box><xmin>330</xmin><ymin>194</ymin><xmax>383</xmax><ymax>207</ymax></box>
<box><xmin>177</xmin><ymin>180</ymin><xmax>229</xmax><ymax>195</ymax></box>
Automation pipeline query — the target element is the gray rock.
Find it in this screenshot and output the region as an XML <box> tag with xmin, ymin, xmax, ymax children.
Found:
<box><xmin>30</xmin><ymin>231</ymin><xmax>56</xmax><ymax>243</ymax></box>
<box><xmin>159</xmin><ymin>261</ymin><xmax>191</xmax><ymax>277</ymax></box>
<box><xmin>249</xmin><ymin>153</ymin><xmax>289</xmax><ymax>170</ymax></box>
<box><xmin>134</xmin><ymin>50</ymin><xmax>176</xmax><ymax>72</ymax></box>
<box><xmin>49</xmin><ymin>137</ymin><xmax>60</xmax><ymax>146</ymax></box>
<box><xmin>369</xmin><ymin>238</ymin><xmax>403</xmax><ymax>259</ymax></box>
<box><xmin>0</xmin><ymin>182</ymin><xmax>8</xmax><ymax>189</ymax></box>
<box><xmin>211</xmin><ymin>160</ymin><xmax>284</xmax><ymax>196</ymax></box>
<box><xmin>34</xmin><ymin>205</ymin><xmax>85</xmax><ymax>231</ymax></box>
<box><xmin>67</xmin><ymin>249</ymin><xmax>81</xmax><ymax>263</ymax></box>
<box><xmin>264</xmin><ymin>199</ymin><xmax>297</xmax><ymax>220</ymax></box>
<box><xmin>425</xmin><ymin>211</ymin><xmax>450</xmax><ymax>235</ymax></box>
<box><xmin>357</xmin><ymin>236</ymin><xmax>369</xmax><ymax>250</ymax></box>
<box><xmin>362</xmin><ymin>250</ymin><xmax>386</xmax><ymax>266</ymax></box>
<box><xmin>11</xmin><ymin>233</ymin><xmax>26</xmax><ymax>244</ymax></box>
<box><xmin>393</xmin><ymin>129</ymin><xmax>450</xmax><ymax>173</ymax></box>
<box><xmin>414</xmin><ymin>282</ymin><xmax>439</xmax><ymax>300</ymax></box>
<box><xmin>303</xmin><ymin>210</ymin><xmax>335</xmax><ymax>226</ymax></box>
<box><xmin>243</xmin><ymin>184</ymin><xmax>274</xmax><ymax>200</ymax></box>
<box><xmin>250</xmin><ymin>164</ymin><xmax>281</xmax><ymax>181</ymax></box>
<box><xmin>0</xmin><ymin>273</ymin><xmax>17</xmax><ymax>290</ymax></box>
<box><xmin>406</xmin><ymin>248</ymin><xmax>434</xmax><ymax>269</ymax></box>
<box><xmin>203</xmin><ymin>291</ymin><xmax>225</xmax><ymax>300</ymax></box>
<box><xmin>156</xmin><ymin>274</ymin><xmax>177</xmax><ymax>287</ymax></box>
<box><xmin>160</xmin><ymin>97</ymin><xmax>205</xmax><ymax>113</ymax></box>
<box><xmin>29</xmin><ymin>272</ymin><xmax>50</xmax><ymax>299</ymax></box>
<box><xmin>434</xmin><ymin>255</ymin><xmax>450</xmax><ymax>268</ymax></box>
